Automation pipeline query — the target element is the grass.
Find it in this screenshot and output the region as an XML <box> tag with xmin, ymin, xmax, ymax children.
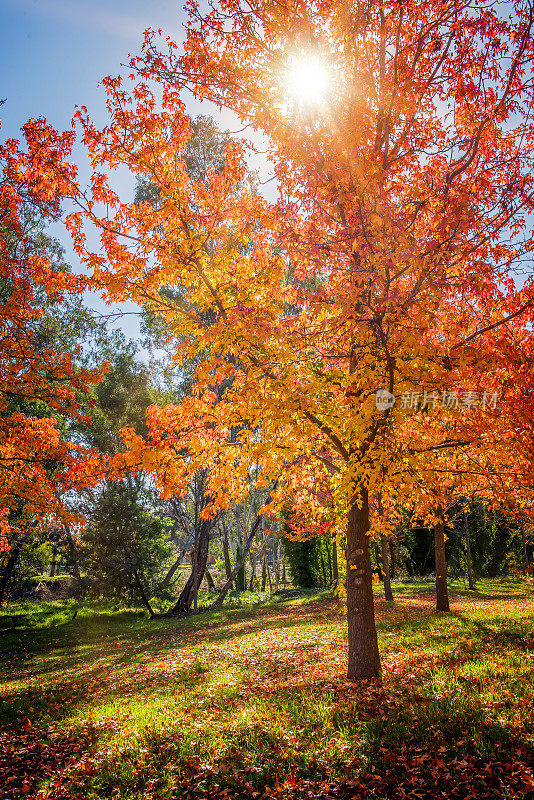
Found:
<box><xmin>0</xmin><ymin>579</ymin><xmax>533</xmax><ymax>799</ymax></box>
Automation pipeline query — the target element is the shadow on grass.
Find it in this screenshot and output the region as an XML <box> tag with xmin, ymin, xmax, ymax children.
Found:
<box><xmin>1</xmin><ymin>590</ymin><xmax>534</xmax><ymax>798</ymax></box>
<box><xmin>32</xmin><ymin>672</ymin><xmax>534</xmax><ymax>800</ymax></box>
<box><xmin>4</xmin><ymin>592</ymin><xmax>532</xmax><ymax>730</ymax></box>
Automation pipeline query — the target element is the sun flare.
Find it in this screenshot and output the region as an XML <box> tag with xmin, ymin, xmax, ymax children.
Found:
<box><xmin>286</xmin><ymin>55</ymin><xmax>330</xmax><ymax>107</ymax></box>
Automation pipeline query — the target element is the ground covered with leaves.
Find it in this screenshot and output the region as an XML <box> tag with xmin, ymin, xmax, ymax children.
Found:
<box><xmin>1</xmin><ymin>581</ymin><xmax>534</xmax><ymax>799</ymax></box>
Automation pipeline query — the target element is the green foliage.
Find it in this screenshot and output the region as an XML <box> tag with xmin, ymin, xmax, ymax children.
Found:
<box><xmin>281</xmin><ymin>535</ymin><xmax>332</xmax><ymax>588</ymax></box>
<box><xmin>400</xmin><ymin>501</ymin><xmax>526</xmax><ymax>581</ymax></box>
<box><xmin>83</xmin><ymin>481</ymin><xmax>171</xmax><ymax>605</ymax></box>
<box><xmin>1</xmin><ymin>535</ymin><xmax>50</xmax><ymax>602</ymax></box>
<box><xmin>80</xmin><ymin>343</ymin><xmax>153</xmax><ymax>455</ymax></box>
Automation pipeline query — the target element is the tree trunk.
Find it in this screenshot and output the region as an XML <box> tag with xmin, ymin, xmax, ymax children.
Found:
<box><xmin>222</xmin><ymin>524</ymin><xmax>233</xmax><ymax>583</ymax></box>
<box><xmin>261</xmin><ymin>554</ymin><xmax>267</xmax><ymax>591</ymax></box>
<box><xmin>211</xmin><ymin>513</ymin><xmax>262</xmax><ymax>608</ymax></box>
<box><xmin>133</xmin><ymin>569</ymin><xmax>155</xmax><ymax>617</ymax></box>
<box><xmin>249</xmin><ymin>556</ymin><xmax>256</xmax><ymax>591</ymax></box>
<box><xmin>380</xmin><ymin>534</ymin><xmax>394</xmax><ymax>602</ymax></box>
<box><xmin>434</xmin><ymin>516</ymin><xmax>450</xmax><ymax>612</ymax></box>
<box><xmin>464</xmin><ymin>510</ymin><xmax>475</xmax><ymax>590</ymax></box>
<box><xmin>0</xmin><ymin>543</ymin><xmax>22</xmax><ymax>607</ymax></box>
<box><xmin>235</xmin><ymin>543</ymin><xmax>246</xmax><ymax>591</ymax></box>
<box><xmin>156</xmin><ymin>531</ymin><xmax>194</xmax><ymax>594</ymax></box>
<box><xmin>192</xmin><ymin>526</ymin><xmax>199</xmax><ymax>613</ymax></box>
<box><xmin>49</xmin><ymin>545</ymin><xmax>58</xmax><ymax>577</ymax></box>
<box><xmin>320</xmin><ymin>545</ymin><xmax>328</xmax><ymax>587</ymax></box>
<box><xmin>346</xmin><ymin>489</ymin><xmax>381</xmax><ymax>680</ymax></box>
<box><xmin>170</xmin><ymin>518</ymin><xmax>211</xmax><ymax>614</ymax></box>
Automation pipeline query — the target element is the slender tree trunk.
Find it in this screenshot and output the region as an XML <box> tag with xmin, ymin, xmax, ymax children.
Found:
<box><xmin>320</xmin><ymin>545</ymin><xmax>327</xmax><ymax>587</ymax></box>
<box><xmin>434</xmin><ymin>516</ymin><xmax>450</xmax><ymax>612</ymax></box>
<box><xmin>380</xmin><ymin>534</ymin><xmax>394</xmax><ymax>602</ymax></box>
<box><xmin>156</xmin><ymin>532</ymin><xmax>194</xmax><ymax>594</ymax></box>
<box><xmin>332</xmin><ymin>535</ymin><xmax>339</xmax><ymax>586</ymax></box>
<box><xmin>346</xmin><ymin>489</ymin><xmax>381</xmax><ymax>680</ymax></box>
<box><xmin>464</xmin><ymin>511</ymin><xmax>475</xmax><ymax>590</ymax></box>
<box><xmin>170</xmin><ymin>518</ymin><xmax>211</xmax><ymax>614</ymax></box>
<box><xmin>261</xmin><ymin>554</ymin><xmax>267</xmax><ymax>591</ymax></box>
<box><xmin>249</xmin><ymin>555</ymin><xmax>257</xmax><ymax>591</ymax></box>
<box><xmin>0</xmin><ymin>543</ymin><xmax>21</xmax><ymax>607</ymax></box>
<box><xmin>222</xmin><ymin>524</ymin><xmax>233</xmax><ymax>583</ymax></box>
<box><xmin>49</xmin><ymin>545</ymin><xmax>57</xmax><ymax>577</ymax></box>
<box><xmin>211</xmin><ymin>513</ymin><xmax>262</xmax><ymax>608</ymax></box>
<box><xmin>133</xmin><ymin>570</ymin><xmax>155</xmax><ymax>617</ymax></box>
<box><xmin>193</xmin><ymin>526</ymin><xmax>199</xmax><ymax>613</ymax></box>
<box><xmin>235</xmin><ymin>543</ymin><xmax>246</xmax><ymax>591</ymax></box>
<box><xmin>266</xmin><ymin>562</ymin><xmax>273</xmax><ymax>593</ymax></box>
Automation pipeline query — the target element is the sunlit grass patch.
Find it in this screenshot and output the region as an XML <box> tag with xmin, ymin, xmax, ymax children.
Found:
<box><xmin>1</xmin><ymin>580</ymin><xmax>533</xmax><ymax>798</ymax></box>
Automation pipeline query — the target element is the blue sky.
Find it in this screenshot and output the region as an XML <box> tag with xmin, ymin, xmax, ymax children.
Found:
<box><xmin>1</xmin><ymin>0</ymin><xmax>184</xmax><ymax>137</ymax></box>
<box><xmin>1</xmin><ymin>0</ymin><xmax>189</xmax><ymax>347</ymax></box>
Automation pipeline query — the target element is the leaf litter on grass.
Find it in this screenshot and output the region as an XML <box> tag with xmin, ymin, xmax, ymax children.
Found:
<box><xmin>0</xmin><ymin>582</ymin><xmax>533</xmax><ymax>799</ymax></box>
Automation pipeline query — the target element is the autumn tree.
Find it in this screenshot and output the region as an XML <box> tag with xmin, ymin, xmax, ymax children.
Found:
<box><xmin>0</xmin><ymin>120</ymin><xmax>103</xmax><ymax>602</ymax></box>
<box><xmin>70</xmin><ymin>0</ymin><xmax>534</xmax><ymax>679</ymax></box>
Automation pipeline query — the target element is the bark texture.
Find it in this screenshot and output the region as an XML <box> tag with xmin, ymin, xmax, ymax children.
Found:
<box><xmin>170</xmin><ymin>518</ymin><xmax>211</xmax><ymax>614</ymax></box>
<box><xmin>434</xmin><ymin>518</ymin><xmax>450</xmax><ymax>612</ymax></box>
<box><xmin>346</xmin><ymin>489</ymin><xmax>381</xmax><ymax>680</ymax></box>
<box><xmin>0</xmin><ymin>543</ymin><xmax>21</xmax><ymax>607</ymax></box>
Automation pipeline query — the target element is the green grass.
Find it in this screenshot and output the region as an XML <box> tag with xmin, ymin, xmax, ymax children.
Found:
<box><xmin>1</xmin><ymin>579</ymin><xmax>533</xmax><ymax>799</ymax></box>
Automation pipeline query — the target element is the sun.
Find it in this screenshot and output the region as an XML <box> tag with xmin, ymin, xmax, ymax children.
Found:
<box><xmin>286</xmin><ymin>55</ymin><xmax>330</xmax><ymax>107</ymax></box>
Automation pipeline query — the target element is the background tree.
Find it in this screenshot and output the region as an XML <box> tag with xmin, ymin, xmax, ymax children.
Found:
<box><xmin>83</xmin><ymin>480</ymin><xmax>171</xmax><ymax>614</ymax></box>
<box><xmin>0</xmin><ymin>121</ymin><xmax>103</xmax><ymax>602</ymax></box>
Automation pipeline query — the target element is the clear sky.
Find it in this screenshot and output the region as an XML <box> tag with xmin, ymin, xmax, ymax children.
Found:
<box><xmin>0</xmin><ymin>0</ymin><xmax>190</xmax><ymax>347</ymax></box>
<box><xmin>1</xmin><ymin>0</ymin><xmax>185</xmax><ymax>137</ymax></box>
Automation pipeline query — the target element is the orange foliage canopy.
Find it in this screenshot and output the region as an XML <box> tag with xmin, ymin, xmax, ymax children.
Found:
<box><xmin>72</xmin><ymin>0</ymin><xmax>534</xmax><ymax>677</ymax></box>
<box><xmin>0</xmin><ymin>120</ymin><xmax>103</xmax><ymax>549</ymax></box>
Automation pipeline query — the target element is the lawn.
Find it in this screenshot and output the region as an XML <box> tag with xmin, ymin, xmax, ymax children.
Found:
<box><xmin>1</xmin><ymin>580</ymin><xmax>533</xmax><ymax>799</ymax></box>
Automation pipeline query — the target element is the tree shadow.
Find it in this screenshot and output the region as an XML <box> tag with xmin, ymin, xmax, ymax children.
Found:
<box><xmin>35</xmin><ymin>668</ymin><xmax>534</xmax><ymax>800</ymax></box>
